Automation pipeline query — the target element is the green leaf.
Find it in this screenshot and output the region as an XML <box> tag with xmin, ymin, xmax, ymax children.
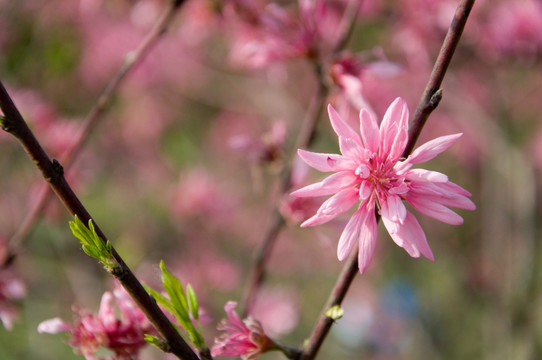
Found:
<box><xmin>186</xmin><ymin>284</ymin><xmax>199</xmax><ymax>321</ymax></box>
<box><xmin>69</xmin><ymin>215</ymin><xmax>114</xmax><ymax>268</ymax></box>
<box><xmin>159</xmin><ymin>261</ymin><xmax>191</xmax><ymax>326</ymax></box>
<box><xmin>144</xmin><ymin>334</ymin><xmax>167</xmax><ymax>350</ymax></box>
<box><xmin>155</xmin><ymin>261</ymin><xmax>205</xmax><ymax>349</ymax></box>
<box><xmin>144</xmin><ymin>285</ymin><xmax>175</xmax><ymax>315</ymax></box>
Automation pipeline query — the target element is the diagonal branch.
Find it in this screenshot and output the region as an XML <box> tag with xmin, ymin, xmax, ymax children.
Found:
<box><xmin>298</xmin><ymin>0</ymin><xmax>476</xmax><ymax>359</ymax></box>
<box><xmin>0</xmin><ymin>82</ymin><xmax>199</xmax><ymax>360</ymax></box>
<box><xmin>6</xmin><ymin>0</ymin><xmax>186</xmax><ymax>264</ymax></box>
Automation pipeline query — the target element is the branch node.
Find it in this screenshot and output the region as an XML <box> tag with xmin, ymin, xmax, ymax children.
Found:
<box><xmin>0</xmin><ymin>114</ymin><xmax>12</xmax><ymax>132</ymax></box>
<box><xmin>50</xmin><ymin>159</ymin><xmax>65</xmax><ymax>184</ymax></box>
<box><xmin>429</xmin><ymin>89</ymin><xmax>443</xmax><ymax>110</ymax></box>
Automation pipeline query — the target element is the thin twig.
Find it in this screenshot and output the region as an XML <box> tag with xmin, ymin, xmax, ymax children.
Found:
<box><xmin>6</xmin><ymin>0</ymin><xmax>185</xmax><ymax>263</ymax></box>
<box><xmin>298</xmin><ymin>0</ymin><xmax>475</xmax><ymax>359</ymax></box>
<box><xmin>239</xmin><ymin>0</ymin><xmax>364</xmax><ymax>316</ymax></box>
<box><xmin>240</xmin><ymin>67</ymin><xmax>328</xmax><ymax>315</ymax></box>
<box><xmin>0</xmin><ymin>80</ymin><xmax>199</xmax><ymax>360</ymax></box>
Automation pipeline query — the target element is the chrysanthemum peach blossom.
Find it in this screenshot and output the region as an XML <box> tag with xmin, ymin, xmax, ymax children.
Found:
<box><xmin>38</xmin><ymin>286</ymin><xmax>155</xmax><ymax>360</ymax></box>
<box><xmin>211</xmin><ymin>301</ymin><xmax>275</xmax><ymax>360</ymax></box>
<box><xmin>291</xmin><ymin>98</ymin><xmax>475</xmax><ymax>273</ymax></box>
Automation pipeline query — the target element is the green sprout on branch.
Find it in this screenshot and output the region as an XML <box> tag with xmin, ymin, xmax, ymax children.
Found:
<box><xmin>145</xmin><ymin>260</ymin><xmax>205</xmax><ymax>350</ymax></box>
<box><xmin>69</xmin><ymin>215</ymin><xmax>115</xmax><ymax>269</ymax></box>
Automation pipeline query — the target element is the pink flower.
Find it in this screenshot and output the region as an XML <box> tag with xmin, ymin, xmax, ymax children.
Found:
<box><xmin>38</xmin><ymin>286</ymin><xmax>155</xmax><ymax>360</ymax></box>
<box><xmin>212</xmin><ymin>301</ymin><xmax>275</xmax><ymax>360</ymax></box>
<box><xmin>291</xmin><ymin>98</ymin><xmax>475</xmax><ymax>273</ymax></box>
<box><xmin>0</xmin><ymin>238</ymin><xmax>26</xmax><ymax>331</ymax></box>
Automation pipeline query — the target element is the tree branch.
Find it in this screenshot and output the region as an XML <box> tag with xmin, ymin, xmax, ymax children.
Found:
<box><xmin>5</xmin><ymin>0</ymin><xmax>186</xmax><ymax>264</ymax></box>
<box><xmin>0</xmin><ymin>79</ymin><xmax>199</xmax><ymax>360</ymax></box>
<box><xmin>298</xmin><ymin>0</ymin><xmax>476</xmax><ymax>358</ymax></box>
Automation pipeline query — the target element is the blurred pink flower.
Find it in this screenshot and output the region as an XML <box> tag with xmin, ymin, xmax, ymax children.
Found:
<box><xmin>229</xmin><ymin>121</ymin><xmax>287</xmax><ymax>165</ymax></box>
<box><xmin>38</xmin><ymin>286</ymin><xmax>155</xmax><ymax>360</ymax></box>
<box><xmin>212</xmin><ymin>301</ymin><xmax>275</xmax><ymax>360</ymax></box>
<box><xmin>0</xmin><ymin>238</ymin><xmax>26</xmax><ymax>331</ymax></box>
<box><xmin>0</xmin><ymin>269</ymin><xmax>26</xmax><ymax>331</ymax></box>
<box><xmin>223</xmin><ymin>0</ymin><xmax>352</xmax><ymax>68</ymax></box>
<box><xmin>484</xmin><ymin>0</ymin><xmax>542</xmax><ymax>59</ymax></box>
<box><xmin>250</xmin><ymin>287</ymin><xmax>299</xmax><ymax>337</ymax></box>
<box><xmin>291</xmin><ymin>98</ymin><xmax>475</xmax><ymax>273</ymax></box>
<box><xmin>329</xmin><ymin>50</ymin><xmax>402</xmax><ymax>117</ymax></box>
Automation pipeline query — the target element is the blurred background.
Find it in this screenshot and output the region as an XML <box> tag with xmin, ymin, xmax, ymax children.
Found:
<box><xmin>1</xmin><ymin>0</ymin><xmax>541</xmax><ymax>359</ymax></box>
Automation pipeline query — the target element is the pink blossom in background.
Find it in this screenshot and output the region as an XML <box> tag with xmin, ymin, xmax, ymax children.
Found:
<box><xmin>291</xmin><ymin>99</ymin><xmax>475</xmax><ymax>273</ymax></box>
<box><xmin>223</xmin><ymin>0</ymin><xmax>354</xmax><ymax>69</ymax></box>
<box><xmin>212</xmin><ymin>301</ymin><xmax>275</xmax><ymax>360</ymax></box>
<box><xmin>169</xmin><ymin>168</ymin><xmax>235</xmax><ymax>221</ymax></box>
<box><xmin>229</xmin><ymin>120</ymin><xmax>287</xmax><ymax>165</ymax></box>
<box><xmin>0</xmin><ymin>239</ymin><xmax>26</xmax><ymax>331</ymax></box>
<box><xmin>280</xmin><ymin>157</ymin><xmax>322</xmax><ymax>224</ymax></box>
<box><xmin>38</xmin><ymin>286</ymin><xmax>155</xmax><ymax>360</ymax></box>
<box><xmin>483</xmin><ymin>0</ymin><xmax>542</xmax><ymax>60</ymax></box>
<box><xmin>250</xmin><ymin>287</ymin><xmax>299</xmax><ymax>337</ymax></box>
<box><xmin>329</xmin><ymin>49</ymin><xmax>402</xmax><ymax>119</ymax></box>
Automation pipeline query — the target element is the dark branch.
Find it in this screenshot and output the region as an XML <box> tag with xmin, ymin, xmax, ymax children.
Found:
<box><xmin>0</xmin><ymin>80</ymin><xmax>199</xmax><ymax>360</ymax></box>
<box><xmin>298</xmin><ymin>0</ymin><xmax>476</xmax><ymax>359</ymax></box>
<box><xmin>6</xmin><ymin>0</ymin><xmax>185</xmax><ymax>264</ymax></box>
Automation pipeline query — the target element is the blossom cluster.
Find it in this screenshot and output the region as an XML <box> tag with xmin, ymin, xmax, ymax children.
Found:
<box><xmin>38</xmin><ymin>287</ymin><xmax>155</xmax><ymax>360</ymax></box>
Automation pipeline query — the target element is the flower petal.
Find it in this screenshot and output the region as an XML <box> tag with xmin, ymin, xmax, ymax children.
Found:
<box><xmin>358</xmin><ymin>199</ymin><xmax>378</xmax><ymax>273</ymax></box>
<box><xmin>380</xmin><ymin>194</ymin><xmax>407</xmax><ymax>224</ymax></box>
<box><xmin>383</xmin><ymin>211</ymin><xmax>434</xmax><ymax>260</ymax></box>
<box><xmin>291</xmin><ymin>171</ymin><xmax>358</xmax><ymax>197</ymax></box>
<box><xmin>409</xmin><ymin>182</ymin><xmax>476</xmax><ymax>210</ymax></box>
<box><xmin>407</xmin><ymin>133</ymin><xmax>463</xmax><ymax>164</ymax></box>
<box><xmin>297</xmin><ymin>149</ymin><xmax>354</xmax><ymax>172</ymax></box>
<box><xmin>406</xmin><ymin>168</ymin><xmax>448</xmax><ymax>182</ymax></box>
<box><xmin>37</xmin><ymin>318</ymin><xmax>71</xmax><ymax>334</ymax></box>
<box><xmin>359</xmin><ymin>109</ymin><xmax>379</xmax><ymax>153</ymax></box>
<box><xmin>407</xmin><ymin>195</ymin><xmax>464</xmax><ymax>225</ymax></box>
<box><xmin>328</xmin><ymin>104</ymin><xmax>362</xmax><ymax>145</ymax></box>
<box><xmin>301</xmin><ymin>188</ymin><xmax>359</xmax><ymax>227</ymax></box>
<box><xmin>380</xmin><ymin>98</ymin><xmax>408</xmax><ymax>159</ymax></box>
<box><xmin>339</xmin><ymin>136</ymin><xmax>369</xmax><ymax>160</ymax></box>
<box><xmin>337</xmin><ymin>207</ymin><xmax>365</xmax><ymax>261</ymax></box>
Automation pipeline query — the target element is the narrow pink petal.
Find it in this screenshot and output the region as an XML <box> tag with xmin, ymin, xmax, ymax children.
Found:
<box><xmin>437</xmin><ymin>194</ymin><xmax>476</xmax><ymax>210</ymax></box>
<box><xmin>359</xmin><ymin>109</ymin><xmax>379</xmax><ymax>153</ymax></box>
<box><xmin>388</xmin><ymin>123</ymin><xmax>408</xmax><ymax>162</ymax></box>
<box><xmin>408</xmin><ymin>133</ymin><xmax>463</xmax><ymax>164</ymax></box>
<box><xmin>400</xmin><ymin>212</ymin><xmax>434</xmax><ymax>260</ymax></box>
<box><xmin>291</xmin><ymin>171</ymin><xmax>358</xmax><ymax>197</ymax></box>
<box><xmin>98</xmin><ymin>292</ymin><xmax>116</xmax><ymax>330</ymax></box>
<box><xmin>409</xmin><ymin>182</ymin><xmax>476</xmax><ymax>210</ymax></box>
<box><xmin>327</xmin><ymin>104</ymin><xmax>362</xmax><ymax>145</ymax></box>
<box><xmin>380</xmin><ymin>194</ymin><xmax>407</xmax><ymax>224</ymax></box>
<box><xmin>439</xmin><ymin>180</ymin><xmax>472</xmax><ymax>197</ymax></box>
<box><xmin>380</xmin><ymin>98</ymin><xmax>408</xmax><ymax>158</ymax></box>
<box><xmin>298</xmin><ymin>149</ymin><xmax>354</xmax><ymax>172</ymax></box>
<box><xmin>301</xmin><ymin>188</ymin><xmax>359</xmax><ymax>227</ymax></box>
<box><xmin>339</xmin><ymin>136</ymin><xmax>369</xmax><ymax>160</ymax></box>
<box><xmin>359</xmin><ymin>181</ymin><xmax>372</xmax><ymax>200</ymax></box>
<box><xmin>37</xmin><ymin>318</ymin><xmax>71</xmax><ymax>334</ymax></box>
<box><xmin>337</xmin><ymin>208</ymin><xmax>365</xmax><ymax>261</ymax></box>
<box><xmin>405</xmin><ymin>169</ymin><xmax>448</xmax><ymax>183</ymax></box>
<box><xmin>301</xmin><ymin>213</ymin><xmax>337</xmax><ymax>227</ymax></box>
<box><xmin>407</xmin><ymin>196</ymin><xmax>464</xmax><ymax>225</ymax></box>
<box><xmin>383</xmin><ymin>212</ymin><xmax>434</xmax><ymax>260</ymax></box>
<box><xmin>358</xmin><ymin>201</ymin><xmax>377</xmax><ymax>273</ymax></box>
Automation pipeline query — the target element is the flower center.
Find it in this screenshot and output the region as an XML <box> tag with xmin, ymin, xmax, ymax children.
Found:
<box><xmin>356</xmin><ymin>159</ymin><xmax>407</xmax><ymax>201</ymax></box>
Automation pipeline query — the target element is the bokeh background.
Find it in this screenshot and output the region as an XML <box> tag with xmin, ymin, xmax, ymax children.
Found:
<box><xmin>1</xmin><ymin>0</ymin><xmax>542</xmax><ymax>359</ymax></box>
